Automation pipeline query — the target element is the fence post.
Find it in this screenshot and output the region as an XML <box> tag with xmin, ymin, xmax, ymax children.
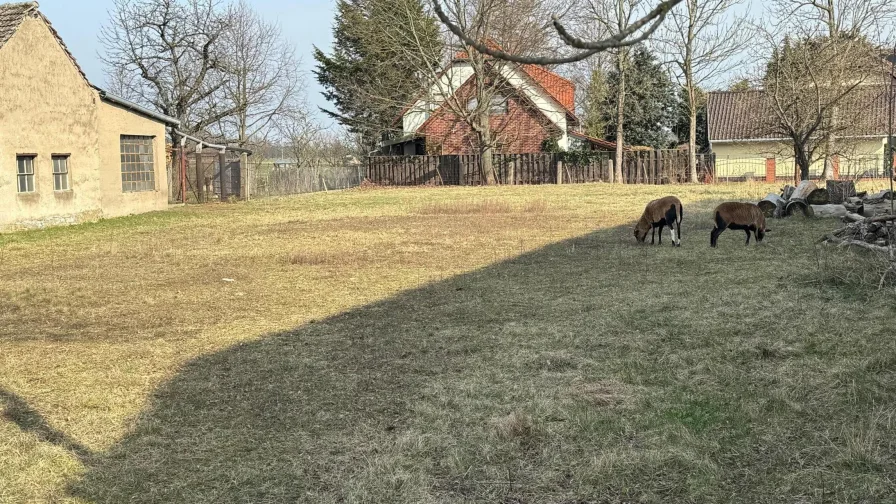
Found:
<box><xmin>195</xmin><ymin>149</ymin><xmax>203</xmax><ymax>203</ymax></box>
<box><xmin>556</xmin><ymin>157</ymin><xmax>563</xmax><ymax>184</ymax></box>
<box><xmin>765</xmin><ymin>157</ymin><xmax>776</xmax><ymax>183</ymax></box>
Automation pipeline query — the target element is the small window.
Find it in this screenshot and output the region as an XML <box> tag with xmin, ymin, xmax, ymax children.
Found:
<box><xmin>467</xmin><ymin>95</ymin><xmax>508</xmax><ymax>115</ymax></box>
<box><xmin>16</xmin><ymin>155</ymin><xmax>35</xmax><ymax>193</ymax></box>
<box><xmin>120</xmin><ymin>135</ymin><xmax>155</xmax><ymax>192</ymax></box>
<box><xmin>489</xmin><ymin>94</ymin><xmax>508</xmax><ymax>115</ymax></box>
<box><xmin>52</xmin><ymin>155</ymin><xmax>70</xmax><ymax>191</ymax></box>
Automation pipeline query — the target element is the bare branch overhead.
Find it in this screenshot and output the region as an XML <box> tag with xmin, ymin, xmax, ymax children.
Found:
<box><xmin>430</xmin><ymin>0</ymin><xmax>684</xmax><ymax>64</ymax></box>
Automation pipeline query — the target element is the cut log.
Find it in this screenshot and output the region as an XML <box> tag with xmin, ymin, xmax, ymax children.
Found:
<box><xmin>843</xmin><ymin>212</ymin><xmax>864</xmax><ymax>223</ymax></box>
<box><xmin>808</xmin><ymin>204</ymin><xmax>848</xmax><ymax>219</ymax></box>
<box><xmin>781</xmin><ymin>185</ymin><xmax>796</xmax><ymax>200</ymax></box>
<box><xmin>782</xmin><ymin>180</ymin><xmax>818</xmax><ymax>217</ymax></box>
<box><xmin>806</xmin><ymin>188</ymin><xmax>830</xmax><ymax>205</ymax></box>
<box><xmin>826</xmin><ymin>180</ymin><xmax>856</xmax><ymax>204</ymax></box>
<box><xmin>790</xmin><ymin>180</ymin><xmax>818</xmax><ymax>201</ymax></box>
<box><xmin>861</xmin><ymin>203</ymin><xmax>896</xmax><ymax>218</ymax></box>
<box><xmin>758</xmin><ymin>193</ymin><xmax>787</xmax><ymax>218</ymax></box>
<box><xmin>864</xmin><ymin>190</ymin><xmax>894</xmax><ymax>205</ymax></box>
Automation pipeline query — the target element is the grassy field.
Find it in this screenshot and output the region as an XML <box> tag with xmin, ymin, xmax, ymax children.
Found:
<box><xmin>1</xmin><ymin>182</ymin><xmax>895</xmax><ymax>503</ymax></box>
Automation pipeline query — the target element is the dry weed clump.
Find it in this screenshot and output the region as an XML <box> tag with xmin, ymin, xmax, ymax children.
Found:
<box><xmin>417</xmin><ymin>199</ymin><xmax>516</xmax><ymax>215</ymax></box>
<box><xmin>492</xmin><ymin>412</ymin><xmax>537</xmax><ymax>441</ymax></box>
<box><xmin>571</xmin><ymin>380</ymin><xmax>628</xmax><ymax>408</ymax></box>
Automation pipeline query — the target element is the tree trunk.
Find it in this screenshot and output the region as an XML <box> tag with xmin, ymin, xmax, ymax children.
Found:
<box><xmin>478</xmin><ymin>110</ymin><xmax>495</xmax><ymax>185</ymax></box>
<box><xmin>613</xmin><ymin>50</ymin><xmax>625</xmax><ymax>184</ymax></box>
<box><xmin>685</xmin><ymin>0</ymin><xmax>698</xmax><ymax>184</ymax></box>
<box><xmin>688</xmin><ymin>106</ymin><xmax>698</xmax><ymax>183</ymax></box>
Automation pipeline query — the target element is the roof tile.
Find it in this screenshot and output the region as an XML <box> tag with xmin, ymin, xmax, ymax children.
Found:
<box><xmin>707</xmin><ymin>87</ymin><xmax>890</xmax><ymax>142</ymax></box>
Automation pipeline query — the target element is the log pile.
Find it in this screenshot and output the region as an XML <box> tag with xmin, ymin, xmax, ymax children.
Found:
<box><xmin>822</xmin><ymin>213</ymin><xmax>896</xmax><ymax>256</ymax></box>
<box><xmin>758</xmin><ymin>181</ymin><xmax>894</xmax><ymax>220</ymax></box>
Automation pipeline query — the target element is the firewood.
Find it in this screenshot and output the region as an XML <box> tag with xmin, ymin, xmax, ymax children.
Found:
<box><xmin>790</xmin><ymin>180</ymin><xmax>818</xmax><ymax>201</ymax></box>
<box><xmin>808</xmin><ymin>204</ymin><xmax>848</xmax><ymax>219</ymax></box>
<box><xmin>806</xmin><ymin>189</ymin><xmax>830</xmax><ymax>205</ymax></box>
<box><xmin>758</xmin><ymin>194</ymin><xmax>787</xmax><ymax>218</ymax></box>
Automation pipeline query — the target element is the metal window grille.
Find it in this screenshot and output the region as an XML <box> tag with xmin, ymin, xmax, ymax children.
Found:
<box><xmin>52</xmin><ymin>155</ymin><xmax>70</xmax><ymax>191</ymax></box>
<box><xmin>120</xmin><ymin>135</ymin><xmax>155</xmax><ymax>192</ymax></box>
<box><xmin>16</xmin><ymin>156</ymin><xmax>35</xmax><ymax>193</ymax></box>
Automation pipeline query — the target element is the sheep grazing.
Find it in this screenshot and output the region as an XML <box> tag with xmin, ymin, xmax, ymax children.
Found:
<box><xmin>710</xmin><ymin>202</ymin><xmax>768</xmax><ymax>247</ymax></box>
<box><xmin>634</xmin><ymin>196</ymin><xmax>683</xmax><ymax>246</ymax></box>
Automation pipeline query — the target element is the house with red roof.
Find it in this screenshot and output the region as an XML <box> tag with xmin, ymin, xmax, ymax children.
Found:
<box><xmin>382</xmin><ymin>50</ymin><xmax>615</xmax><ymax>156</ymax></box>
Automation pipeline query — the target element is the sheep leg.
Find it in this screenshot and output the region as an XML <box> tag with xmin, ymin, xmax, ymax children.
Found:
<box><xmin>658</xmin><ymin>223</ymin><xmax>665</xmax><ymax>245</ymax></box>
<box><xmin>744</xmin><ymin>229</ymin><xmax>752</xmax><ymax>245</ymax></box>
<box><xmin>711</xmin><ymin>218</ymin><xmax>728</xmax><ymax>248</ymax></box>
<box><xmin>651</xmin><ymin>226</ymin><xmax>656</xmax><ymax>245</ymax></box>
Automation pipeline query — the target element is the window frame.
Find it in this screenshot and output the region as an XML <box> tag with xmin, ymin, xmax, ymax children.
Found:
<box><xmin>16</xmin><ymin>154</ymin><xmax>36</xmax><ymax>194</ymax></box>
<box><xmin>51</xmin><ymin>154</ymin><xmax>71</xmax><ymax>192</ymax></box>
<box><xmin>119</xmin><ymin>135</ymin><xmax>156</xmax><ymax>193</ymax></box>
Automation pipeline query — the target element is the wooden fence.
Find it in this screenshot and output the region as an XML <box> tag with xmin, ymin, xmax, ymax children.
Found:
<box><xmin>367</xmin><ymin>151</ymin><xmax>716</xmax><ymax>186</ymax></box>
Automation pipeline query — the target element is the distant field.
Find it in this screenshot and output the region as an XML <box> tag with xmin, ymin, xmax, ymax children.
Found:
<box><xmin>1</xmin><ymin>182</ymin><xmax>895</xmax><ymax>503</ymax></box>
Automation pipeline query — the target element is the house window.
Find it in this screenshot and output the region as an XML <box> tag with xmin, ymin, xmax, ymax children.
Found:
<box><xmin>16</xmin><ymin>155</ymin><xmax>35</xmax><ymax>193</ymax></box>
<box><xmin>120</xmin><ymin>135</ymin><xmax>155</xmax><ymax>192</ymax></box>
<box><xmin>489</xmin><ymin>95</ymin><xmax>508</xmax><ymax>115</ymax></box>
<box><xmin>52</xmin><ymin>155</ymin><xmax>70</xmax><ymax>191</ymax></box>
<box><xmin>467</xmin><ymin>95</ymin><xmax>508</xmax><ymax>115</ymax></box>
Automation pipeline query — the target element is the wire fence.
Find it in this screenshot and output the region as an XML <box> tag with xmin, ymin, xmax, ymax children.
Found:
<box><xmin>713</xmin><ymin>154</ymin><xmax>895</xmax><ymax>182</ymax></box>
<box><xmin>246</xmin><ymin>161</ymin><xmax>365</xmax><ymax>199</ymax></box>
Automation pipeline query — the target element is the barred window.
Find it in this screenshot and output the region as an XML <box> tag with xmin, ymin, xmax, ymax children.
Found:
<box><xmin>120</xmin><ymin>135</ymin><xmax>155</xmax><ymax>192</ymax></box>
<box><xmin>16</xmin><ymin>155</ymin><xmax>35</xmax><ymax>193</ymax></box>
<box><xmin>52</xmin><ymin>155</ymin><xmax>70</xmax><ymax>191</ymax></box>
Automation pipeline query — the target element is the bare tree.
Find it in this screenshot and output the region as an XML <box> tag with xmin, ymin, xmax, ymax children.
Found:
<box><xmin>215</xmin><ymin>0</ymin><xmax>303</xmax><ymax>150</ymax></box>
<box><xmin>657</xmin><ymin>0</ymin><xmax>746</xmax><ymax>182</ymax></box>
<box><xmin>769</xmin><ymin>0</ymin><xmax>896</xmax><ymax>179</ymax></box>
<box><xmin>760</xmin><ymin>34</ymin><xmax>880</xmax><ymax>181</ymax></box>
<box><xmin>575</xmin><ymin>0</ymin><xmax>661</xmax><ymax>183</ymax></box>
<box><xmin>100</xmin><ymin>0</ymin><xmax>236</xmax><ymax>141</ymax></box>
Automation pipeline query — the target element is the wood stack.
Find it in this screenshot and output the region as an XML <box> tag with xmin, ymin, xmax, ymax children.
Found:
<box><xmin>823</xmin><ymin>213</ymin><xmax>896</xmax><ymax>256</ymax></box>
<box><xmin>758</xmin><ymin>182</ymin><xmax>894</xmax><ymax>220</ymax></box>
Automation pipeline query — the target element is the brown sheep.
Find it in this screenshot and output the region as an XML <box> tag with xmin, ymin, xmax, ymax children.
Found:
<box><xmin>634</xmin><ymin>196</ymin><xmax>683</xmax><ymax>246</ymax></box>
<box><xmin>711</xmin><ymin>202</ymin><xmax>768</xmax><ymax>247</ymax></box>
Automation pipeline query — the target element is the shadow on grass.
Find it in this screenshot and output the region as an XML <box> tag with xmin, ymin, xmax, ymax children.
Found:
<box><xmin>62</xmin><ymin>216</ymin><xmax>896</xmax><ymax>503</ymax></box>
<box><xmin>0</xmin><ymin>388</ymin><xmax>94</xmax><ymax>463</ymax></box>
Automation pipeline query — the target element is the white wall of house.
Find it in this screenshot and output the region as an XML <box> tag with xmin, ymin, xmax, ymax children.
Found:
<box><xmin>403</xmin><ymin>62</ymin><xmax>474</xmax><ymax>134</ymax></box>
<box><xmin>711</xmin><ymin>138</ymin><xmax>888</xmax><ymax>178</ymax></box>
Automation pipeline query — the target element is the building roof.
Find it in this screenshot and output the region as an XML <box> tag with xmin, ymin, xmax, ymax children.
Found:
<box><xmin>707</xmin><ymin>87</ymin><xmax>891</xmax><ymax>142</ymax></box>
<box><xmin>97</xmin><ymin>89</ymin><xmax>181</xmax><ymax>126</ymax></box>
<box><xmin>568</xmin><ymin>131</ymin><xmax>618</xmax><ymax>151</ymax></box>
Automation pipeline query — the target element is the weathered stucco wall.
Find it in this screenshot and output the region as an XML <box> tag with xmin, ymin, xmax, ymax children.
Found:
<box><xmin>712</xmin><ymin>139</ymin><xmax>887</xmax><ymax>179</ymax></box>
<box><xmin>0</xmin><ymin>16</ymin><xmax>102</xmax><ymax>229</ymax></box>
<box><xmin>0</xmin><ymin>16</ymin><xmax>171</xmax><ymax>231</ymax></box>
<box><xmin>97</xmin><ymin>101</ymin><xmax>169</xmax><ymax>218</ymax></box>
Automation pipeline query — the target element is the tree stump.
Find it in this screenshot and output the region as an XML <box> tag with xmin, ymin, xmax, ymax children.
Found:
<box><xmin>826</xmin><ymin>180</ymin><xmax>856</xmax><ymax>204</ymax></box>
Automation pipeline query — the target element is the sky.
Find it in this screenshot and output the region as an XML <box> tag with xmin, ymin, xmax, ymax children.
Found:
<box><xmin>39</xmin><ymin>0</ymin><xmax>338</xmax><ymax>125</ymax></box>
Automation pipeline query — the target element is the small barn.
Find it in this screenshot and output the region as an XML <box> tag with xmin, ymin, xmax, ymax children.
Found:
<box><xmin>0</xmin><ymin>2</ymin><xmax>180</xmax><ymax>230</ymax></box>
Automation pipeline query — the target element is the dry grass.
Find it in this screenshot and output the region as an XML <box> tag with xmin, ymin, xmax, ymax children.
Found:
<box><xmin>1</xmin><ymin>182</ymin><xmax>895</xmax><ymax>503</ymax></box>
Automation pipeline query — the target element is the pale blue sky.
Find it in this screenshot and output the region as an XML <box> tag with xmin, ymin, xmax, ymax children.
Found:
<box><xmin>39</xmin><ymin>0</ymin><xmax>337</xmax><ymax>123</ymax></box>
